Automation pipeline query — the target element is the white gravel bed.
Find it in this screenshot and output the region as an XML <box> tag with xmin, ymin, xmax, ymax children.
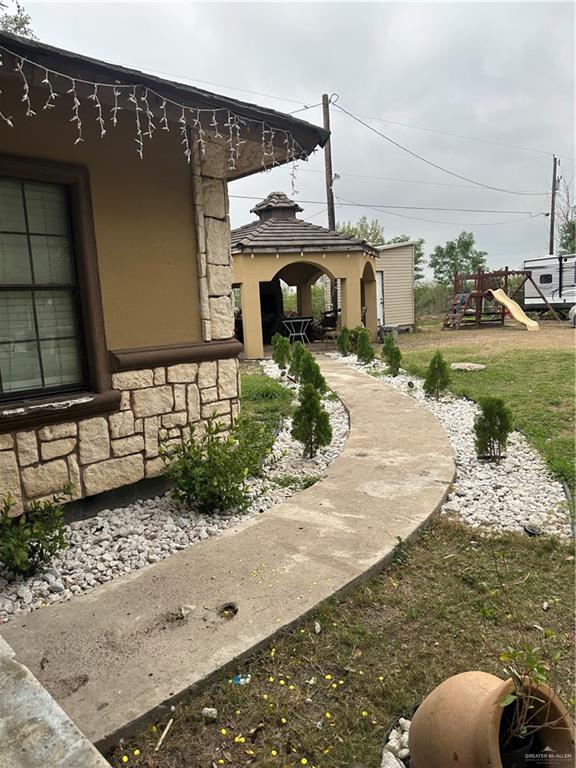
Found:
<box><xmin>329</xmin><ymin>352</ymin><xmax>572</xmax><ymax>538</ymax></box>
<box><xmin>0</xmin><ymin>364</ymin><xmax>349</xmax><ymax>624</ymax></box>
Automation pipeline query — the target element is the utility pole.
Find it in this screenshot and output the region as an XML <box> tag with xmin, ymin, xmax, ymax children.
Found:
<box><xmin>322</xmin><ymin>93</ymin><xmax>336</xmax><ymax>231</ymax></box>
<box><xmin>549</xmin><ymin>154</ymin><xmax>560</xmax><ymax>255</ymax></box>
<box><xmin>322</xmin><ymin>93</ymin><xmax>338</xmax><ymax>312</ymax></box>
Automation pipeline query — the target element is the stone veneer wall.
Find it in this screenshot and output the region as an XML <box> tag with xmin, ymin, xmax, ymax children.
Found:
<box><xmin>0</xmin><ymin>359</ymin><xmax>239</xmax><ymax>514</ymax></box>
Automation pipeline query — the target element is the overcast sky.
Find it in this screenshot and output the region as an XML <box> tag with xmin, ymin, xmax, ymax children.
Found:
<box><xmin>23</xmin><ymin>1</ymin><xmax>575</xmax><ymax>272</ymax></box>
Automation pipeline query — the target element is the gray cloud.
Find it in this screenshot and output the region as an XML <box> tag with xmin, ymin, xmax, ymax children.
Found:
<box><xmin>27</xmin><ymin>1</ymin><xmax>574</xmax><ymax>270</ymax></box>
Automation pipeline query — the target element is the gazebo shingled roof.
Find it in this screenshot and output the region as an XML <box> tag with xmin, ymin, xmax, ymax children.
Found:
<box><xmin>231</xmin><ymin>193</ymin><xmax>378</xmax><ymax>255</ymax></box>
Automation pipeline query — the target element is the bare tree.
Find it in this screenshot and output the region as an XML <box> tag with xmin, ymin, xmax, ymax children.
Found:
<box><xmin>556</xmin><ymin>175</ymin><xmax>575</xmax><ymax>255</ymax></box>
<box><xmin>0</xmin><ymin>1</ymin><xmax>35</xmax><ymax>38</ymax></box>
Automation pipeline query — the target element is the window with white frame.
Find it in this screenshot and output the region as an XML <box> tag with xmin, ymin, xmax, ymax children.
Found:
<box><xmin>0</xmin><ymin>178</ymin><xmax>85</xmax><ymax>399</ymax></box>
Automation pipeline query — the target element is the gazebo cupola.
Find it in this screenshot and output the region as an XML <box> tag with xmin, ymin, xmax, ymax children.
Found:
<box><xmin>251</xmin><ymin>192</ymin><xmax>304</xmax><ymax>222</ymax></box>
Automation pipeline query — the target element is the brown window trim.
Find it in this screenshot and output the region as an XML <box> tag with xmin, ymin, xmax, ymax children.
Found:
<box><xmin>0</xmin><ymin>154</ymin><xmax>117</xmax><ymax>433</ymax></box>
<box><xmin>109</xmin><ymin>339</ymin><xmax>243</xmax><ymax>371</ymax></box>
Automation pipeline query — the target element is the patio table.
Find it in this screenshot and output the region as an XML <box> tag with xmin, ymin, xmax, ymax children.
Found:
<box><xmin>282</xmin><ymin>316</ymin><xmax>313</xmax><ymax>344</ymax></box>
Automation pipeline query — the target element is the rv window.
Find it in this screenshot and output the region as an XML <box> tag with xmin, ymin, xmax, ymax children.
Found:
<box><xmin>539</xmin><ymin>274</ymin><xmax>553</xmax><ymax>284</ymax></box>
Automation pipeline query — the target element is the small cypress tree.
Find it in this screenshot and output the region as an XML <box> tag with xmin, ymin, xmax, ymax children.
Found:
<box><xmin>381</xmin><ymin>333</ymin><xmax>396</xmax><ymax>365</ymax></box>
<box><xmin>474</xmin><ymin>397</ymin><xmax>513</xmax><ymax>462</ymax></box>
<box><xmin>423</xmin><ymin>351</ymin><xmax>451</xmax><ymax>400</ymax></box>
<box><xmin>271</xmin><ymin>333</ymin><xmax>291</xmax><ymax>370</ymax></box>
<box><xmin>388</xmin><ymin>344</ymin><xmax>402</xmax><ymax>376</ymax></box>
<box><xmin>336</xmin><ymin>326</ymin><xmax>352</xmax><ymax>356</ymax></box>
<box><xmin>299</xmin><ymin>350</ymin><xmax>327</xmax><ymax>393</ymax></box>
<box><xmin>349</xmin><ymin>326</ymin><xmax>364</xmax><ymax>354</ymax></box>
<box><xmin>355</xmin><ymin>328</ymin><xmax>375</xmax><ymax>364</ymax></box>
<box><xmin>291</xmin><ymin>383</ymin><xmax>333</xmax><ymax>458</ymax></box>
<box><xmin>289</xmin><ymin>341</ymin><xmax>306</xmax><ymax>379</ymax></box>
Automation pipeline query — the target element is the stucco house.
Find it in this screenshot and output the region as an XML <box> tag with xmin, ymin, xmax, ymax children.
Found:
<box><xmin>0</xmin><ymin>32</ymin><xmax>327</xmax><ymax>513</ymax></box>
<box><xmin>231</xmin><ymin>192</ymin><xmax>379</xmax><ymax>358</ymax></box>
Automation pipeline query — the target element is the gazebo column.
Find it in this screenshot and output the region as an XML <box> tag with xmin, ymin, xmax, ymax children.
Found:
<box><xmin>297</xmin><ymin>283</ymin><xmax>313</xmax><ymax>316</ymax></box>
<box><xmin>240</xmin><ymin>281</ymin><xmax>264</xmax><ymax>358</ymax></box>
<box><xmin>341</xmin><ymin>277</ymin><xmax>362</xmax><ymax>329</ymax></box>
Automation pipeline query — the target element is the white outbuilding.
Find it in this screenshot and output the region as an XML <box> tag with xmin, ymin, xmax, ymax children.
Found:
<box><xmin>374</xmin><ymin>241</ymin><xmax>416</xmax><ymax>331</ymax></box>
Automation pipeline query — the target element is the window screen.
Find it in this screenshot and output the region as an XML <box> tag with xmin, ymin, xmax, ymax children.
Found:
<box><xmin>0</xmin><ymin>178</ymin><xmax>85</xmax><ymax>398</ymax></box>
<box><xmin>539</xmin><ymin>274</ymin><xmax>553</xmax><ymax>285</ymax></box>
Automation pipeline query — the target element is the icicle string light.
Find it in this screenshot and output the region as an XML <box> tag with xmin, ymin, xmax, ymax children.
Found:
<box><xmin>0</xmin><ymin>43</ymin><xmax>306</xmax><ymax>170</ymax></box>
<box><xmin>42</xmin><ymin>68</ymin><xmax>57</xmax><ymax>110</ymax></box>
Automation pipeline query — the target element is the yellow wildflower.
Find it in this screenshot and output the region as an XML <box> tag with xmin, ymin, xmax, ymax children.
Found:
<box><xmin>220</xmin><ymin>728</ymin><xmax>228</xmax><ymax>735</ymax></box>
<box><xmin>301</xmin><ymin>759</ymin><xmax>308</xmax><ymax>765</ymax></box>
<box><xmin>325</xmin><ymin>711</ymin><xmax>332</xmax><ymax>719</ymax></box>
<box><xmin>361</xmin><ymin>710</ymin><xmax>368</xmax><ymax>717</ymax></box>
<box><xmin>271</xmin><ymin>749</ymin><xmax>278</xmax><ymax>756</ymax></box>
<box><xmin>325</xmin><ymin>674</ymin><xmax>332</xmax><ymax>680</ymax></box>
<box><xmin>121</xmin><ymin>758</ymin><xmax>128</xmax><ymax>765</ymax></box>
<box><xmin>279</xmin><ymin>679</ymin><xmax>286</xmax><ymax>686</ymax></box>
<box><xmin>133</xmin><ymin>749</ymin><xmax>141</xmax><ymax>756</ymax></box>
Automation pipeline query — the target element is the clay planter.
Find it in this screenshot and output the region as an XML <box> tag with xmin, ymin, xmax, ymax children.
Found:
<box><xmin>410</xmin><ymin>671</ymin><xmax>575</xmax><ymax>768</ymax></box>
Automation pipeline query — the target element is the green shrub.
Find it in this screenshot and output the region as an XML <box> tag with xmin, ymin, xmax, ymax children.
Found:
<box><xmin>271</xmin><ymin>333</ymin><xmax>291</xmax><ymax>370</ymax></box>
<box><xmin>349</xmin><ymin>326</ymin><xmax>365</xmax><ymax>353</ymax></box>
<box><xmin>388</xmin><ymin>344</ymin><xmax>402</xmax><ymax>376</ymax></box>
<box><xmin>423</xmin><ymin>351</ymin><xmax>451</xmax><ymax>399</ymax></box>
<box><xmin>356</xmin><ymin>328</ymin><xmax>375</xmax><ymax>364</ymax></box>
<box><xmin>474</xmin><ymin>397</ymin><xmax>513</xmax><ymax>462</ymax></box>
<box><xmin>162</xmin><ymin>415</ymin><xmax>274</xmax><ymax>514</ymax></box>
<box><xmin>291</xmin><ymin>383</ymin><xmax>333</xmax><ymax>458</ymax></box>
<box><xmin>0</xmin><ymin>485</ymin><xmax>72</xmax><ymax>576</ymax></box>
<box><xmin>299</xmin><ymin>350</ymin><xmax>327</xmax><ymax>393</ymax></box>
<box><xmin>289</xmin><ymin>341</ymin><xmax>306</xmax><ymax>379</ymax></box>
<box><xmin>381</xmin><ymin>333</ymin><xmax>396</xmax><ymax>365</ymax></box>
<box><xmin>336</xmin><ymin>326</ymin><xmax>352</xmax><ymax>356</ymax></box>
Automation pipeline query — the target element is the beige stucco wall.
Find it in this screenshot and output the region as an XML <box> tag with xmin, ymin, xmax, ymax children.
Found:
<box><xmin>0</xmin><ymin>77</ymin><xmax>202</xmax><ymax>349</ymax></box>
<box><xmin>375</xmin><ymin>244</ymin><xmax>415</xmax><ymax>327</ymax></box>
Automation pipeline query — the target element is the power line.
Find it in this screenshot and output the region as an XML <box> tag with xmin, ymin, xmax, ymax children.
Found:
<box><xmin>333</xmin><ymin>102</ymin><xmax>547</xmax><ymax>196</ymax></box>
<box><xmin>335</xmin><ymin>196</ymin><xmax>544</xmax><ymax>227</ymax></box>
<box><xmin>228</xmin><ymin>194</ymin><xmax>540</xmax><ymax>214</ymax></box>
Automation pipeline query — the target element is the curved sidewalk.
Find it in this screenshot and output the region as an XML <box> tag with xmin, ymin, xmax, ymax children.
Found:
<box><xmin>1</xmin><ymin>356</ymin><xmax>455</xmax><ymax>749</ymax></box>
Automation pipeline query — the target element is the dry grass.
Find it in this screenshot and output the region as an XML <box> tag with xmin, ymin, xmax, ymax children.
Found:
<box><xmin>106</xmin><ymin>518</ymin><xmax>575</xmax><ymax>768</ymax></box>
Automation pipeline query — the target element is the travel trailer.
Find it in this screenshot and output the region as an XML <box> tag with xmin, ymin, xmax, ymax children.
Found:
<box><xmin>524</xmin><ymin>254</ymin><xmax>576</xmax><ymax>318</ymax></box>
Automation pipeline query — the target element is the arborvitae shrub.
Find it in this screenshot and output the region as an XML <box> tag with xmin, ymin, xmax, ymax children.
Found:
<box><xmin>291</xmin><ymin>383</ymin><xmax>333</xmax><ymax>458</ymax></box>
<box><xmin>474</xmin><ymin>397</ymin><xmax>513</xmax><ymax>462</ymax></box>
<box><xmin>271</xmin><ymin>333</ymin><xmax>291</xmax><ymax>370</ymax></box>
<box><xmin>381</xmin><ymin>333</ymin><xmax>396</xmax><ymax>365</ymax></box>
<box><xmin>388</xmin><ymin>344</ymin><xmax>402</xmax><ymax>376</ymax></box>
<box><xmin>349</xmin><ymin>326</ymin><xmax>365</xmax><ymax>353</ymax></box>
<box><xmin>299</xmin><ymin>350</ymin><xmax>327</xmax><ymax>393</ymax></box>
<box><xmin>289</xmin><ymin>341</ymin><xmax>306</xmax><ymax>379</ymax></box>
<box><xmin>336</xmin><ymin>326</ymin><xmax>352</xmax><ymax>356</ymax></box>
<box><xmin>423</xmin><ymin>351</ymin><xmax>451</xmax><ymax>399</ymax></box>
<box><xmin>356</xmin><ymin>328</ymin><xmax>375</xmax><ymax>364</ymax></box>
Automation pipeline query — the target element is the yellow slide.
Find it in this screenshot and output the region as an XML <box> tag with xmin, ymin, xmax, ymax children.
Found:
<box><xmin>488</xmin><ymin>288</ymin><xmax>540</xmax><ymax>331</ymax></box>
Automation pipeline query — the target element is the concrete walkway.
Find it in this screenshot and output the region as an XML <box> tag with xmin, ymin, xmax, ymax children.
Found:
<box><xmin>1</xmin><ymin>356</ymin><xmax>455</xmax><ymax>750</ymax></box>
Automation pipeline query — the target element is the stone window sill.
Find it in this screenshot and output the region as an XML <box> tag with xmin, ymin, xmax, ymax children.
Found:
<box><xmin>0</xmin><ymin>390</ymin><xmax>121</xmax><ymax>434</ymax></box>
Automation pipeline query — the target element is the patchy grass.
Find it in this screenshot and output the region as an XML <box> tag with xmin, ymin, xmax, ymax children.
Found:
<box><xmin>273</xmin><ymin>474</ymin><xmax>322</xmax><ymax>491</ymax></box>
<box><xmin>240</xmin><ymin>366</ymin><xmax>294</xmax><ymax>436</ymax></box>
<box><xmin>397</xmin><ymin>328</ymin><xmax>575</xmax><ymax>494</ymax></box>
<box><xmin>107</xmin><ymin>517</ymin><xmax>575</xmax><ymax>768</ymax></box>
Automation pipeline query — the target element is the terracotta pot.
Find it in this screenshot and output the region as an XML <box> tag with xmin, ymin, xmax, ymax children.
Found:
<box><xmin>410</xmin><ymin>671</ymin><xmax>575</xmax><ymax>768</ymax></box>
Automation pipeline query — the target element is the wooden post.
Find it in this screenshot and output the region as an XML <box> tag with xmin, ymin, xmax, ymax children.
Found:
<box><xmin>475</xmin><ymin>268</ymin><xmax>483</xmax><ymax>327</ymax></box>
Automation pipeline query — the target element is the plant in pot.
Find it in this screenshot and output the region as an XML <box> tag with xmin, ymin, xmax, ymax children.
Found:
<box><xmin>409</xmin><ymin>643</ymin><xmax>575</xmax><ymax>768</ymax></box>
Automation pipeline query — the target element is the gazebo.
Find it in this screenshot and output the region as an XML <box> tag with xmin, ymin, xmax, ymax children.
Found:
<box><xmin>231</xmin><ymin>192</ymin><xmax>379</xmax><ymax>358</ymax></box>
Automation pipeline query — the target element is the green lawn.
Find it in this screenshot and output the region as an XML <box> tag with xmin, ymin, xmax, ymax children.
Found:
<box><xmin>240</xmin><ymin>364</ymin><xmax>295</xmax><ymax>435</ymax></box>
<box><xmin>107</xmin><ymin>519</ymin><xmax>575</xmax><ymax>768</ymax></box>
<box><xmin>399</xmin><ymin>336</ymin><xmax>575</xmax><ymax>494</ymax></box>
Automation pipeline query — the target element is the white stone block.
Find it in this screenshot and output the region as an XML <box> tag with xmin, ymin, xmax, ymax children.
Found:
<box><xmin>174</xmin><ymin>384</ymin><xmax>186</xmax><ymax>411</ymax></box>
<box><xmin>218</xmin><ymin>358</ymin><xmax>238</xmax><ymax>399</ymax></box>
<box><xmin>112</xmin><ymin>370</ymin><xmax>154</xmax><ymax>390</ymax></box>
<box><xmin>83</xmin><ymin>455</ymin><xmax>144</xmax><ymax>496</ymax></box>
<box><xmin>38</xmin><ymin>422</ymin><xmax>77</xmax><ymax>441</ymax></box>
<box><xmin>202</xmin><ymin>177</ymin><xmax>226</xmax><ymax>219</ymax></box>
<box><xmin>21</xmin><ymin>460</ymin><xmax>69</xmax><ymax>499</ymax></box>
<box><xmin>132</xmin><ymin>386</ymin><xmax>174</xmax><ymax>419</ymax></box>
<box><xmin>109</xmin><ymin>410</ymin><xmax>135</xmax><ymax>439</ymax></box>
<box><xmin>78</xmin><ymin>418</ymin><xmax>110</xmax><ymax>465</ymax></box>
<box><xmin>145</xmin><ymin>457</ymin><xmax>165</xmax><ymax>478</ymax></box>
<box><xmin>201</xmin><ymin>386</ymin><xmax>219</xmax><ymax>404</ymax></box>
<box><xmin>0</xmin><ymin>434</ymin><xmax>14</xmax><ymax>451</ymax></box>
<box><xmin>0</xmin><ymin>451</ymin><xmax>22</xmax><ymax>512</ymax></box>
<box><xmin>144</xmin><ymin>416</ymin><xmax>160</xmax><ymax>458</ymax></box>
<box><xmin>153</xmin><ymin>367</ymin><xmax>166</xmax><ymax>385</ymax></box>
<box><xmin>40</xmin><ymin>438</ymin><xmax>76</xmax><ymax>461</ymax></box>
<box><xmin>162</xmin><ymin>412</ymin><xmax>188</xmax><ymax>428</ymax></box>
<box><xmin>205</xmin><ymin>217</ymin><xmax>231</xmax><ymax>266</ymax></box>
<box><xmin>207</xmin><ymin>264</ymin><xmax>232</xmax><ymax>296</ymax></box>
<box><xmin>167</xmin><ymin>364</ymin><xmax>198</xmax><ymax>384</ymax></box>
<box><xmin>198</xmin><ymin>361</ymin><xmax>217</xmax><ymax>389</ymax></box>
<box><xmin>187</xmin><ymin>384</ymin><xmax>200</xmax><ymax>422</ymax></box>
<box><xmin>209</xmin><ymin>295</ymin><xmax>234</xmax><ymax>339</ymax></box>
<box><xmin>16</xmin><ymin>431</ymin><xmax>38</xmax><ymax>466</ymax></box>
<box><xmin>111</xmin><ymin>435</ymin><xmax>145</xmax><ymax>457</ymax></box>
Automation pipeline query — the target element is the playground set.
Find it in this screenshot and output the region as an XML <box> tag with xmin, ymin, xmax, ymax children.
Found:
<box><xmin>443</xmin><ymin>267</ymin><xmax>561</xmax><ymax>331</ymax></box>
